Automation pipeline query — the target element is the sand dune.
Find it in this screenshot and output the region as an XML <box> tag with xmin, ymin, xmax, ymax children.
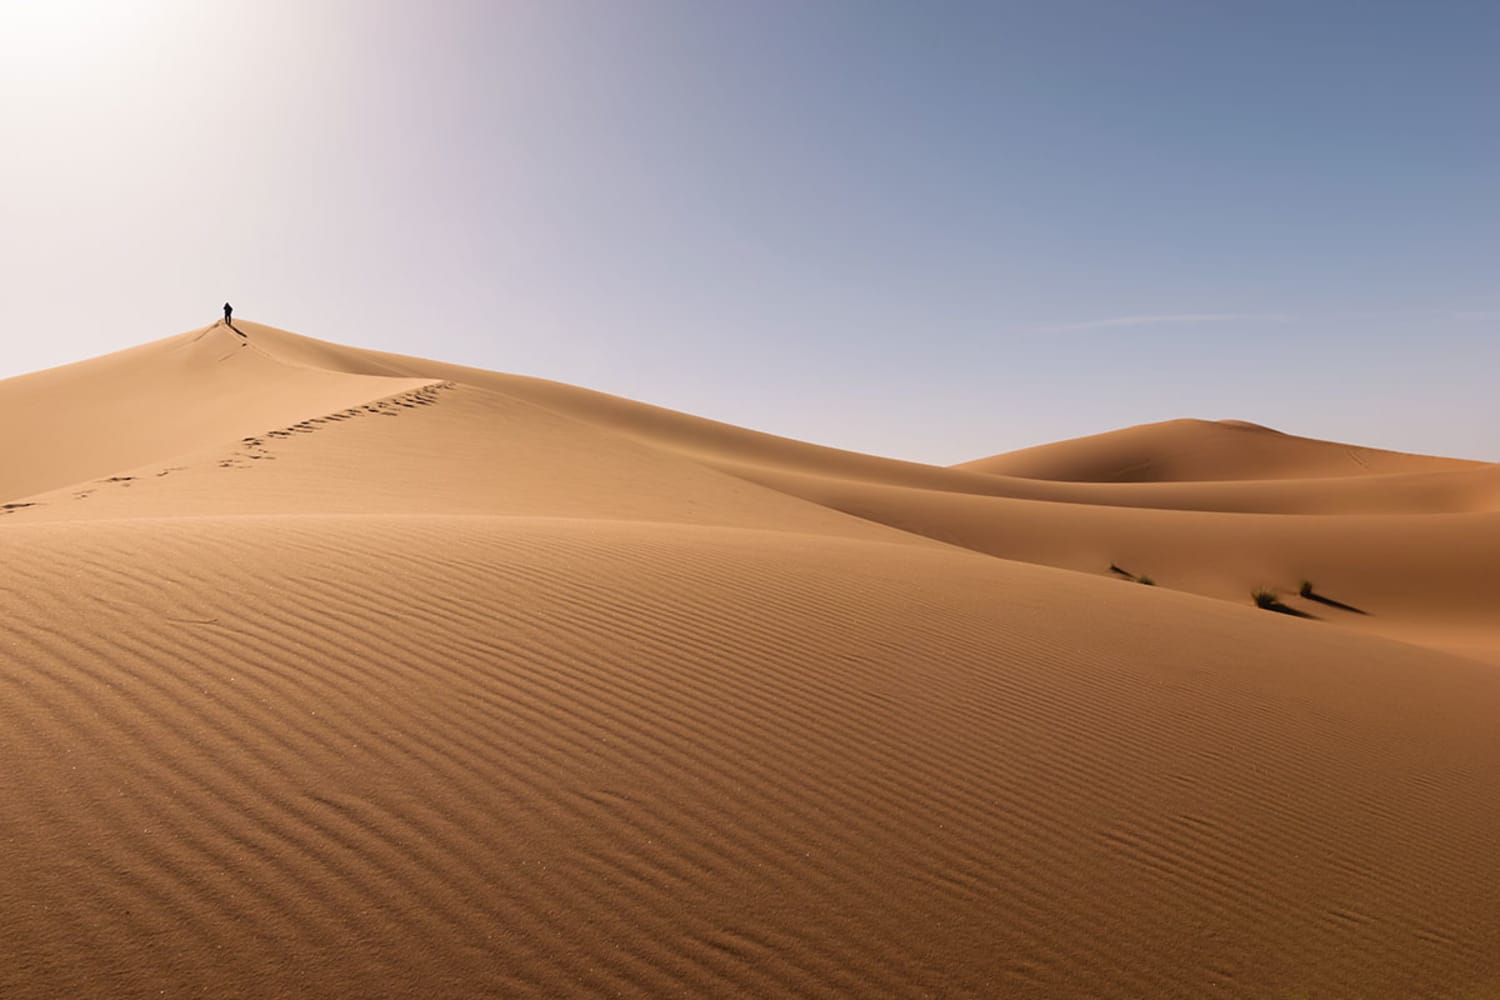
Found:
<box><xmin>957</xmin><ymin>417</ymin><xmax>1484</xmax><ymax>483</ymax></box>
<box><xmin>2</xmin><ymin>320</ymin><xmax>1498</xmax><ymax>998</ymax></box>
<box><xmin>0</xmin><ymin>325</ymin><xmax>434</xmax><ymax>503</ymax></box>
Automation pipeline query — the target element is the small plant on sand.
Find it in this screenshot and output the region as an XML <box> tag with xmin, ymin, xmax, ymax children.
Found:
<box><xmin>1252</xmin><ymin>588</ymin><xmax>1279</xmax><ymax>609</ymax></box>
<box><xmin>1299</xmin><ymin>580</ymin><xmax>1314</xmax><ymax>598</ymax></box>
<box><xmin>1137</xmin><ymin>575</ymin><xmax>1155</xmax><ymax>586</ymax></box>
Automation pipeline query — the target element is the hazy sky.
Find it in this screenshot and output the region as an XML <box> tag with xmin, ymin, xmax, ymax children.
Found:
<box><xmin>2</xmin><ymin>1</ymin><xmax>1496</xmax><ymax>462</ymax></box>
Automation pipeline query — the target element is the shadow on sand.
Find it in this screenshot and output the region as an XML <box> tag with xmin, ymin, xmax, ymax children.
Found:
<box><xmin>1302</xmin><ymin>590</ymin><xmax>1370</xmax><ymax>615</ymax></box>
<box><xmin>1261</xmin><ymin>599</ymin><xmax>1320</xmax><ymax>620</ymax></box>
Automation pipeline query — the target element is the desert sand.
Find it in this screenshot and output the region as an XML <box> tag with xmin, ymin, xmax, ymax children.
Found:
<box><xmin>1</xmin><ymin>320</ymin><xmax>1497</xmax><ymax>998</ymax></box>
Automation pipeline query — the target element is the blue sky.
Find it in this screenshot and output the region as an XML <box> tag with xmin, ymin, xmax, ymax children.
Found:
<box><xmin>1</xmin><ymin>0</ymin><xmax>1496</xmax><ymax>461</ymax></box>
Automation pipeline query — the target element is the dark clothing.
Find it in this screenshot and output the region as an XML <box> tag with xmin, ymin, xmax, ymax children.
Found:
<box><xmin>223</xmin><ymin>303</ymin><xmax>233</xmax><ymax>323</ymax></box>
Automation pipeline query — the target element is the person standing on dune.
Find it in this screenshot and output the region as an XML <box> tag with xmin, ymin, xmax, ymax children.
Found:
<box><xmin>223</xmin><ymin>302</ymin><xmax>245</xmax><ymax>339</ymax></box>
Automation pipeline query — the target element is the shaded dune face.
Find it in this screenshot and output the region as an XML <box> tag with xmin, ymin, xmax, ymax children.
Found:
<box><xmin>1</xmin><ymin>321</ymin><xmax>1498</xmax><ymax>998</ymax></box>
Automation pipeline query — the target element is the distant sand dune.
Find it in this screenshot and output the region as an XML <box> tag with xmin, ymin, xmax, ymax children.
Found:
<box><xmin>955</xmin><ymin>417</ymin><xmax>1483</xmax><ymax>483</ymax></box>
<box><xmin>1</xmin><ymin>320</ymin><xmax>1497</xmax><ymax>998</ymax></box>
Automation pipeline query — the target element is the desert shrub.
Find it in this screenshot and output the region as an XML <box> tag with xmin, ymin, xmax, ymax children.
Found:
<box><xmin>1299</xmin><ymin>580</ymin><xmax>1314</xmax><ymax>598</ymax></box>
<box><xmin>1252</xmin><ymin>588</ymin><xmax>1279</xmax><ymax>609</ymax></box>
<box><xmin>1137</xmin><ymin>575</ymin><xmax>1155</xmax><ymax>586</ymax></box>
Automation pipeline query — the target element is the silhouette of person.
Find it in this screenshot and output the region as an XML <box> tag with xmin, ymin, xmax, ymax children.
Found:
<box><xmin>223</xmin><ymin>302</ymin><xmax>233</xmax><ymax>325</ymax></box>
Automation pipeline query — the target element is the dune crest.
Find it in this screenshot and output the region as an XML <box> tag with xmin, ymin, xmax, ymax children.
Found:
<box><xmin>1</xmin><ymin>320</ymin><xmax>1497</xmax><ymax>998</ymax></box>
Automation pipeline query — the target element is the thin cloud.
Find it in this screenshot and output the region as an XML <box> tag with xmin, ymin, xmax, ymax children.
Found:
<box><xmin>1453</xmin><ymin>311</ymin><xmax>1500</xmax><ymax>322</ymax></box>
<box><xmin>1031</xmin><ymin>313</ymin><xmax>1293</xmax><ymax>335</ymax></box>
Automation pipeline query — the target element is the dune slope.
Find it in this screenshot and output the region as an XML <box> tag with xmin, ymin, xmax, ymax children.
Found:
<box><xmin>1</xmin><ymin>320</ymin><xmax>1497</xmax><ymax>999</ymax></box>
<box><xmin>5</xmin><ymin>518</ymin><xmax>1500</xmax><ymax>999</ymax></box>
<box><xmin>0</xmin><ymin>325</ymin><xmax>433</xmax><ymax>503</ymax></box>
<box><xmin>955</xmin><ymin>417</ymin><xmax>1483</xmax><ymax>483</ymax></box>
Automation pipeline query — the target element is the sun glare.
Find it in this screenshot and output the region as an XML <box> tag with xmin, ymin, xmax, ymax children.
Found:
<box><xmin>0</xmin><ymin>0</ymin><xmax>158</xmax><ymax>78</ymax></box>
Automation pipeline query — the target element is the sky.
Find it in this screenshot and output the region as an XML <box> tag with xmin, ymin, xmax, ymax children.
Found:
<box><xmin>1</xmin><ymin>0</ymin><xmax>1496</xmax><ymax>463</ymax></box>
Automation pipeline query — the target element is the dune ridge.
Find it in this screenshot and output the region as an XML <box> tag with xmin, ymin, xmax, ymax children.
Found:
<box><xmin>1</xmin><ymin>320</ymin><xmax>1497</xmax><ymax>998</ymax></box>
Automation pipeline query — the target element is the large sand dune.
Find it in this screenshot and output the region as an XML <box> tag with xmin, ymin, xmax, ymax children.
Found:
<box><xmin>957</xmin><ymin>417</ymin><xmax>1485</xmax><ymax>483</ymax></box>
<box><xmin>2</xmin><ymin>320</ymin><xmax>1497</xmax><ymax>998</ymax></box>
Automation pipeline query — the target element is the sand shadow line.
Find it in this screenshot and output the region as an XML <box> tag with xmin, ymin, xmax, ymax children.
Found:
<box><xmin>1264</xmin><ymin>601</ymin><xmax>1319</xmax><ymax>620</ymax></box>
<box><xmin>1303</xmin><ymin>592</ymin><xmax>1370</xmax><ymax>615</ymax></box>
